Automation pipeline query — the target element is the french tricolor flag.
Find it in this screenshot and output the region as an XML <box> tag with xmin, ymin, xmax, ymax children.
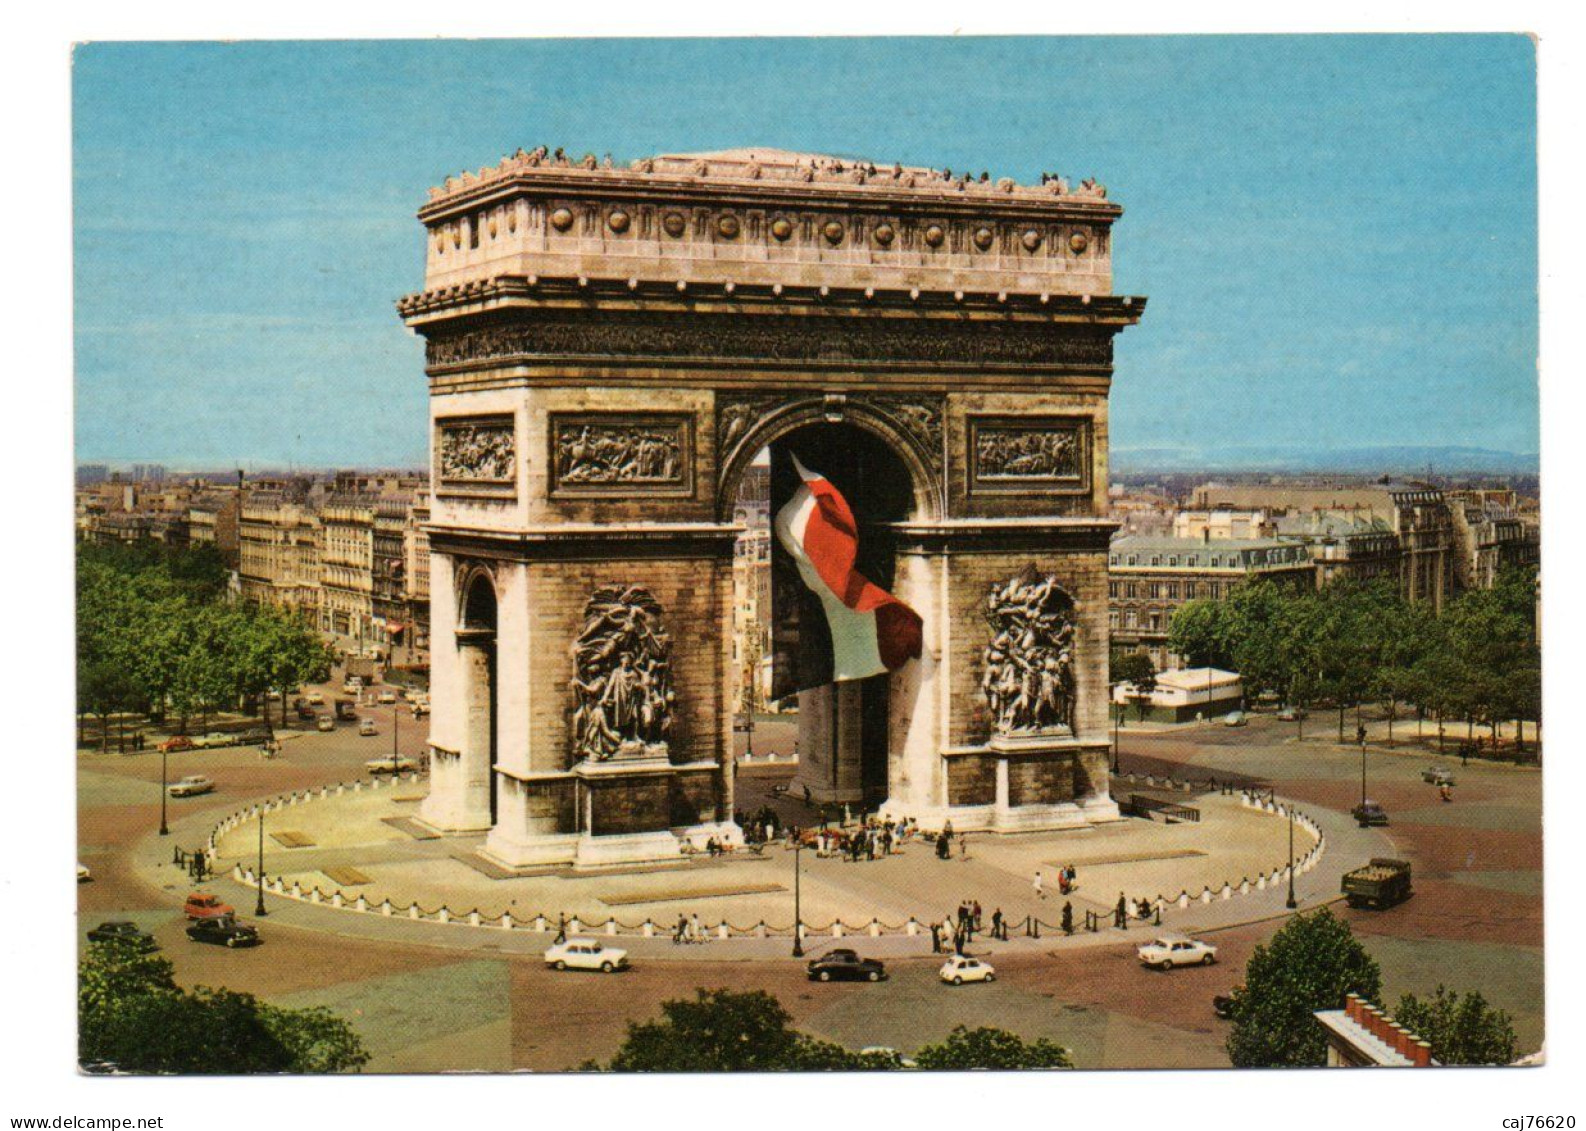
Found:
<box><xmin>773</xmin><ymin>453</ymin><xmax>923</xmax><ymax>684</ymax></box>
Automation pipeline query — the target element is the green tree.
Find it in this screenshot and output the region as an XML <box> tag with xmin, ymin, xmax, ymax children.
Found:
<box><xmin>259</xmin><ymin>1003</ymin><xmax>372</xmax><ymax>1073</ymax></box>
<box><xmin>1167</xmin><ymin>598</ymin><xmax>1228</xmax><ymax>670</ymax></box>
<box><xmin>605</xmin><ymin>988</ymin><xmax>813</xmax><ymax>1072</ymax></box>
<box><xmin>1111</xmin><ymin>650</ymin><xmax>1158</xmax><ymax>721</ymax></box>
<box><xmin>1226</xmin><ymin>907</ymin><xmax>1382</xmax><ymax>1067</ymax></box>
<box><xmin>1393</xmin><ymin>985</ymin><xmax>1518</xmax><ymax>1066</ymax></box>
<box><xmin>79</xmin><ymin>939</ymin><xmax>367</xmax><ymax>1074</ymax></box>
<box><xmin>912</xmin><ymin>1026</ymin><xmax>1072</xmax><ymax>1070</ymax></box>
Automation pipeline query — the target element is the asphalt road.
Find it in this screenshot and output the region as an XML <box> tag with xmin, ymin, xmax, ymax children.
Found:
<box><xmin>77</xmin><ymin>695</ymin><xmax>1543</xmax><ymax>1071</ymax></box>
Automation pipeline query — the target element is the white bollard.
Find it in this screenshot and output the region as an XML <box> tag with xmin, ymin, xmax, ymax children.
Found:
<box><xmin>641</xmin><ymin>920</ymin><xmax>653</xmax><ymax>938</ymax></box>
<box><xmin>832</xmin><ymin>923</ymin><xmax>843</xmax><ymax>938</ymax></box>
<box><xmin>869</xmin><ymin>920</ymin><xmax>881</xmax><ymax>937</ymax></box>
<box><xmin>1178</xmin><ymin>892</ymin><xmax>1190</xmax><ymax>909</ymax></box>
<box><xmin>718</xmin><ymin>923</ymin><xmax>729</xmax><ymax>940</ymax></box>
<box><xmin>1200</xmin><ymin>887</ymin><xmax>1212</xmax><ymax>904</ymax></box>
<box><xmin>311</xmin><ymin>890</ymin><xmax>322</xmax><ymax>904</ymax></box>
<box><xmin>291</xmin><ymin>882</ymin><xmax>303</xmax><ymax>898</ymax></box>
<box><xmin>569</xmin><ymin>918</ymin><xmax>582</xmax><ymax>934</ymax></box>
<box><xmin>381</xmin><ymin>900</ymin><xmax>393</xmax><ymax>916</ymax></box>
<box><xmin>331</xmin><ymin>892</ymin><xmax>343</xmax><ymax>908</ymax></box>
<box><xmin>502</xmin><ymin>912</ymin><xmax>514</xmax><ymax>930</ymax></box>
<box><xmin>355</xmin><ymin>896</ymin><xmax>367</xmax><ymax>912</ymax></box>
<box><xmin>534</xmin><ymin>916</ymin><xmax>546</xmax><ymax>933</ymax></box>
<box><xmin>408</xmin><ymin>904</ymin><xmax>420</xmax><ymax>920</ymax></box>
<box><xmin>607</xmin><ymin>919</ymin><xmax>617</xmax><ymax>937</ymax></box>
<box><xmin>470</xmin><ymin>911</ymin><xmax>481</xmax><ymax>927</ymax></box>
<box><xmin>906</xmin><ymin>919</ymin><xmax>919</xmax><ymax>937</ymax></box>
<box><xmin>437</xmin><ymin>908</ymin><xmax>450</xmax><ymax>924</ymax></box>
<box><xmin>1220</xmin><ymin>883</ymin><xmax>1231</xmax><ymax>900</ymax></box>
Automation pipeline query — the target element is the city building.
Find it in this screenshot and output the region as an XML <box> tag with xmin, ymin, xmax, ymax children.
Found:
<box><xmin>186</xmin><ymin>489</ymin><xmax>241</xmax><ymax>566</ymax></box>
<box><xmin>1112</xmin><ymin>667</ymin><xmax>1244</xmax><ymax>722</ymax></box>
<box><xmin>238</xmin><ymin>496</ymin><xmax>322</xmax><ymax>614</ymax></box>
<box><xmin>1315</xmin><ymin>995</ymin><xmax>1436</xmax><ymax>1068</ymax></box>
<box><xmin>1172</xmin><ymin>509</ymin><xmax>1273</xmax><ymax>541</ymax></box>
<box><xmin>403</xmin><ymin>497</ymin><xmax>432</xmax><ymax>666</ymax></box>
<box><xmin>1191</xmin><ymin>480</ymin><xmax>1456</xmax><ymax>610</ymax></box>
<box><xmin>318</xmin><ymin>497</ymin><xmax>377</xmax><ymax>652</ymax></box>
<box><xmin>1108</xmin><ymin>534</ymin><xmax>1315</xmax><ymax>671</ymax></box>
<box><xmin>1446</xmin><ymin>489</ymin><xmax>1540</xmax><ymax>590</ymax></box>
<box><xmin>372</xmin><ymin>496</ymin><xmax>412</xmax><ymax>657</ymax></box>
<box><xmin>1271</xmin><ymin>510</ymin><xmax>1400</xmax><ymax>590</ymax></box>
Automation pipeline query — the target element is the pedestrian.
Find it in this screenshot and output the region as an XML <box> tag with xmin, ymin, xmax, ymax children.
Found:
<box><xmin>959</xmin><ymin>832</ymin><xmax>969</xmax><ymax>858</ymax></box>
<box><xmin>991</xmin><ymin>907</ymin><xmax>1005</xmax><ymax>941</ymax></box>
<box><xmin>690</xmin><ymin>912</ymin><xmax>702</xmax><ymax>943</ymax></box>
<box><xmin>1034</xmin><ymin>870</ymin><xmax>1045</xmax><ymax>900</ymax></box>
<box><xmin>1440</xmin><ymin>783</ymin><xmax>1453</xmax><ymax>803</ymax></box>
<box><xmin>803</xmin><ymin>784</ymin><xmax>813</xmax><ymax>807</ymax></box>
<box><xmin>1058</xmin><ymin>870</ymin><xmax>1071</xmax><ymax>896</ymax></box>
<box><xmin>555</xmin><ymin>913</ymin><xmax>567</xmax><ymax>945</ymax></box>
<box><xmin>1061</xmin><ymin>901</ymin><xmax>1074</xmax><ymax>936</ymax></box>
<box><xmin>673</xmin><ymin>915</ymin><xmax>687</xmax><ymax>945</ymax></box>
<box><xmin>1115</xmin><ymin>892</ymin><xmax>1128</xmax><ymax>930</ymax></box>
<box><xmin>972</xmin><ymin>900</ymin><xmax>982</xmax><ymax>933</ymax></box>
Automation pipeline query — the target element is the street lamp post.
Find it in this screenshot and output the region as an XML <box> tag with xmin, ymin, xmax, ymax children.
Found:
<box><xmin>158</xmin><ymin>745</ymin><xmax>169</xmax><ymax>837</ymax></box>
<box><xmin>791</xmin><ymin>840</ymin><xmax>804</xmax><ymax>958</ymax></box>
<box><xmin>1360</xmin><ymin>736</ymin><xmax>1368</xmax><ymax>809</ymax></box>
<box><xmin>1285</xmin><ymin>804</ymin><xmax>1298</xmax><ymax>910</ymax></box>
<box><xmin>393</xmin><ymin>699</ymin><xmax>400</xmax><ymax>776</ymax></box>
<box><xmin>255</xmin><ymin>802</ymin><xmax>268</xmax><ymax>917</ymax></box>
<box><xmin>1112</xmin><ymin>702</ymin><xmax>1121</xmax><ymax>774</ymax></box>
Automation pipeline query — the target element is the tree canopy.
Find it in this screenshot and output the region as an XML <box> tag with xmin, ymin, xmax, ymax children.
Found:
<box><xmin>1393</xmin><ymin>985</ymin><xmax>1518</xmax><ymax>1066</ymax></box>
<box><xmin>593</xmin><ymin>988</ymin><xmax>1071</xmax><ymax>1072</ymax></box>
<box><xmin>1226</xmin><ymin>907</ymin><xmax>1382</xmax><ymax>1067</ymax></box>
<box><xmin>79</xmin><ymin>939</ymin><xmax>368</xmax><ymax>1074</ymax></box>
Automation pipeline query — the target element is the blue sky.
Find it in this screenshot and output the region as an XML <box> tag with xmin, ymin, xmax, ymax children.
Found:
<box><xmin>72</xmin><ymin>35</ymin><xmax>1538</xmax><ymax>469</ymax></box>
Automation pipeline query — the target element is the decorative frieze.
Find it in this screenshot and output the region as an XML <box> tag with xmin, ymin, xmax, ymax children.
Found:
<box><xmin>982</xmin><ymin>568</ymin><xmax>1077</xmax><ymax>737</ymax></box>
<box><xmin>969</xmin><ymin>415</ymin><xmax>1091</xmax><ymax>494</ymax></box>
<box><xmin>551</xmin><ymin>413</ymin><xmax>692</xmax><ymax>495</ymax></box>
<box><xmin>570</xmin><ymin>585</ymin><xmax>676</xmax><ymax>764</ymax></box>
<box><xmin>426</xmin><ymin>313</ymin><xmax>1112</xmax><ymax>372</ymax></box>
<box><xmin>436</xmin><ymin>416</ymin><xmax>516</xmax><ymax>485</ymax></box>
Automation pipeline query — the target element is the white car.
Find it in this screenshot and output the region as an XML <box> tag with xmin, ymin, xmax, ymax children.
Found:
<box><xmin>938</xmin><ymin>954</ymin><xmax>995</xmax><ymax>985</ymax></box>
<box><xmin>77</xmin><ymin>863</ymin><xmax>92</xmax><ymax>883</ymax></box>
<box><xmin>192</xmin><ymin>732</ymin><xmax>234</xmax><ymax>749</ymax></box>
<box><xmin>168</xmin><ymin>775</ymin><xmax>216</xmax><ymax>797</ymax></box>
<box><xmin>366</xmin><ymin>756</ymin><xmax>420</xmax><ymax>774</ymax></box>
<box><xmin>544</xmin><ymin>938</ymin><xmax>629</xmax><ymax>973</ymax></box>
<box><xmin>306</xmin><ymin>691</ymin><xmax>325</xmax><ymax>705</ymax></box>
<box><xmin>1136</xmin><ymin>935</ymin><xmax>1218</xmax><ymax>970</ymax></box>
<box><xmin>358</xmin><ymin>719</ymin><xmax>377</xmax><ymax>736</ymax></box>
<box><xmin>378</xmin><ymin>689</ymin><xmax>397</xmax><ymax>704</ymax></box>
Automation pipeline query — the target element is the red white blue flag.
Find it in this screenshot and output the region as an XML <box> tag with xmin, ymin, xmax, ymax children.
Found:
<box><xmin>772</xmin><ymin>453</ymin><xmax>923</xmax><ymax>685</ymax></box>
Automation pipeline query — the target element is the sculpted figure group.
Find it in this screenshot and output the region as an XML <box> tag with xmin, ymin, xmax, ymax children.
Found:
<box><xmin>556</xmin><ymin>424</ymin><xmax>682</xmax><ymax>485</ymax></box>
<box><xmin>981</xmin><ymin>571</ymin><xmax>1077</xmax><ymax>736</ymax></box>
<box><xmin>570</xmin><ymin>586</ymin><xmax>676</xmax><ymax>763</ymax></box>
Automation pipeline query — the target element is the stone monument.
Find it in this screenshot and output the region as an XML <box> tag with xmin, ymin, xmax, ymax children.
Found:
<box><xmin>399</xmin><ymin>148</ymin><xmax>1146</xmax><ymax>868</ymax></box>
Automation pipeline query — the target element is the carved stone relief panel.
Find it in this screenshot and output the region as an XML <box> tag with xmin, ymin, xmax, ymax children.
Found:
<box><xmin>569</xmin><ymin>585</ymin><xmax>676</xmax><ymax>765</ymax></box>
<box><xmin>550</xmin><ymin>413</ymin><xmax>693</xmax><ymax>496</ymax></box>
<box><xmin>981</xmin><ymin>567</ymin><xmax>1077</xmax><ymax>738</ymax></box>
<box><xmin>968</xmin><ymin>415</ymin><xmax>1092</xmax><ymax>495</ymax></box>
<box><xmin>436</xmin><ymin>415</ymin><xmax>517</xmax><ymax>493</ymax></box>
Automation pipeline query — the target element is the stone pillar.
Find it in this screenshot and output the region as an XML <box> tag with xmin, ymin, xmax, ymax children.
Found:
<box><xmin>792</xmin><ymin>683</ymin><xmax>864</xmax><ymax>804</ymax></box>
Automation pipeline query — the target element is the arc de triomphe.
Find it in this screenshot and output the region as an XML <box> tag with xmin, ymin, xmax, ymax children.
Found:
<box><xmin>397</xmin><ymin>148</ymin><xmax>1146</xmax><ymax>869</ymax></box>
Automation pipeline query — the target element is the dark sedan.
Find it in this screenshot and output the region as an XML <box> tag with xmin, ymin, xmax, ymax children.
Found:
<box><xmin>86</xmin><ymin>921</ymin><xmax>158</xmax><ymax>951</ymax></box>
<box><xmin>186</xmin><ymin>918</ymin><xmax>261</xmax><ymax>948</ymax></box>
<box><xmin>1351</xmin><ymin>800</ymin><xmax>1390</xmax><ymax>827</ymax></box>
<box><xmin>807</xmin><ymin>949</ymin><xmax>887</xmax><ymax>982</ymax></box>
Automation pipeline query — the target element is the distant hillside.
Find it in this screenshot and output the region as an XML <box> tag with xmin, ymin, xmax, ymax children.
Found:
<box><xmin>1111</xmin><ymin>445</ymin><xmax>1539</xmax><ymax>477</ymax></box>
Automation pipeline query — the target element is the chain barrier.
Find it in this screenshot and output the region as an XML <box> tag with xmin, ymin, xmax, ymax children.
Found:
<box><xmin>217</xmin><ymin>777</ymin><xmax>1327</xmax><ymax>941</ymax></box>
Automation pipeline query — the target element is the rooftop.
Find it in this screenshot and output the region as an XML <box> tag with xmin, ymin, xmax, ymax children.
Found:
<box><xmin>425</xmin><ymin>146</ymin><xmax>1110</xmax><ymax>208</ymax></box>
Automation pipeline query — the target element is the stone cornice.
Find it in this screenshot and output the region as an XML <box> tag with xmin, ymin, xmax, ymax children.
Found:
<box><xmin>399</xmin><ymin>273</ymin><xmax>1145</xmax><ymax>323</ymax></box>
<box><xmin>893</xmin><ymin>517</ymin><xmax>1119</xmax><ymax>555</ymax></box>
<box><xmin>425</xmin><ymin>522</ymin><xmax>740</xmax><ymax>563</ymax></box>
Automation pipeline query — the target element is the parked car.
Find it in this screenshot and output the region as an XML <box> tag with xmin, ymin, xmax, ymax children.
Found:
<box><xmin>1275</xmin><ymin>707</ymin><xmax>1308</xmax><ymax>722</ymax></box>
<box><xmin>1137</xmin><ymin>935</ymin><xmax>1218</xmax><ymax>970</ymax></box>
<box><xmin>317</xmin><ymin>715</ymin><xmax>336</xmax><ymax>732</ymax></box>
<box><xmin>1351</xmin><ymin>800</ymin><xmax>1390</xmax><ymax>827</ymax></box>
<box><xmin>296</xmin><ymin>704</ymin><xmax>319</xmax><ymax>721</ymax></box>
<box><xmin>543</xmin><ymin>938</ymin><xmax>629</xmax><ymax>973</ymax></box>
<box><xmin>336</xmin><ymin>700</ymin><xmax>359</xmax><ymax>722</ymax></box>
<box><xmin>306</xmin><ymin>691</ymin><xmax>325</xmax><ymax>705</ymax></box>
<box><xmin>1223</xmin><ymin>711</ymin><xmax>1248</xmax><ymax>727</ymax></box>
<box><xmin>77</xmin><ymin>863</ymin><xmax>92</xmax><ymax>883</ymax></box>
<box><xmin>186</xmin><ymin>918</ymin><xmax>261</xmax><ymax>948</ymax></box>
<box><xmin>168</xmin><ymin>775</ymin><xmax>215</xmax><ymax>798</ymax></box>
<box><xmin>86</xmin><ymin>921</ymin><xmax>158</xmax><ymax>950</ymax></box>
<box><xmin>191</xmin><ymin>732</ymin><xmax>234</xmax><ymax>750</ymax></box>
<box><xmin>358</xmin><ymin>718</ymin><xmax>377</xmax><ymax>737</ymax></box>
<box><xmin>1422</xmin><ymin>765</ymin><xmax>1456</xmax><ymax>786</ymax></box>
<box><xmin>938</xmin><ymin>954</ymin><xmax>995</xmax><ymax>985</ymax></box>
<box><xmin>411</xmin><ymin>702</ymin><xmax>430</xmax><ymax>718</ymax></box>
<box><xmin>377</xmin><ymin>689</ymin><xmax>397</xmax><ymax>704</ymax></box>
<box><xmin>183</xmin><ymin>893</ymin><xmax>234</xmax><ymax>920</ymax></box>
<box><xmin>807</xmin><ymin>949</ymin><xmax>887</xmax><ymax>982</ymax></box>
<box><xmin>157</xmin><ymin>735</ymin><xmax>195</xmax><ymax>753</ymax></box>
<box><xmin>342</xmin><ymin>680</ymin><xmax>362</xmax><ymax>695</ymax></box>
<box><xmin>367</xmin><ymin>756</ymin><xmax>420</xmax><ymax>774</ymax></box>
